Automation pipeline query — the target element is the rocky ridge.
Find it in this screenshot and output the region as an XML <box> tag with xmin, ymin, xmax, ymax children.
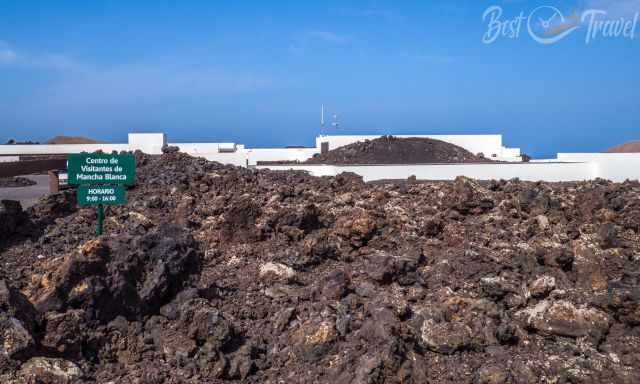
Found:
<box><xmin>306</xmin><ymin>136</ymin><xmax>492</xmax><ymax>164</ymax></box>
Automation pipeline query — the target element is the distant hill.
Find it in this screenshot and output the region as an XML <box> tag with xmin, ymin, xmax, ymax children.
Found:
<box><xmin>604</xmin><ymin>140</ymin><xmax>640</xmax><ymax>153</ymax></box>
<box><xmin>47</xmin><ymin>136</ymin><xmax>107</xmax><ymax>144</ymax></box>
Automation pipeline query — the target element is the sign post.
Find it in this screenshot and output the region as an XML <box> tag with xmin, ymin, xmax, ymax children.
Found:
<box><xmin>68</xmin><ymin>153</ymin><xmax>135</xmax><ymax>237</ymax></box>
<box><xmin>96</xmin><ymin>204</ymin><xmax>104</xmax><ymax>236</ymax></box>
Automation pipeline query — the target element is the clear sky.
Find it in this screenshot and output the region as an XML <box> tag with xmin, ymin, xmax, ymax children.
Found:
<box><xmin>1</xmin><ymin>0</ymin><xmax>638</xmax><ymax>158</ymax></box>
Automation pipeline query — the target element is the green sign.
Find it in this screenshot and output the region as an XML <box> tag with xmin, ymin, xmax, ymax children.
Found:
<box><xmin>68</xmin><ymin>153</ymin><xmax>135</xmax><ymax>236</ymax></box>
<box><xmin>77</xmin><ymin>185</ymin><xmax>126</xmax><ymax>206</ymax></box>
<box><xmin>68</xmin><ymin>153</ymin><xmax>135</xmax><ymax>186</ymax></box>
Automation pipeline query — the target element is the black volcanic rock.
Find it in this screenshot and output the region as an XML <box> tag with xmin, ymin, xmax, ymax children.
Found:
<box><xmin>0</xmin><ymin>151</ymin><xmax>638</xmax><ymax>383</ymax></box>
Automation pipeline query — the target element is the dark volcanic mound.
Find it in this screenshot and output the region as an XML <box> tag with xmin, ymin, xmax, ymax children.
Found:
<box><xmin>0</xmin><ymin>151</ymin><xmax>639</xmax><ymax>383</ymax></box>
<box><xmin>306</xmin><ymin>136</ymin><xmax>491</xmax><ymax>164</ymax></box>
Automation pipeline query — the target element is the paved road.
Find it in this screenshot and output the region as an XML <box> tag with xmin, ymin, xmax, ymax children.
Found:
<box><xmin>0</xmin><ymin>175</ymin><xmax>50</xmax><ymax>208</ymax></box>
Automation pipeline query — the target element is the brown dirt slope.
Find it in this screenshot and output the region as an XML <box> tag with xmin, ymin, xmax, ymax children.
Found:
<box><xmin>47</xmin><ymin>136</ymin><xmax>107</xmax><ymax>144</ymax></box>
<box><xmin>0</xmin><ymin>150</ymin><xmax>639</xmax><ymax>383</ymax></box>
<box><xmin>306</xmin><ymin>135</ymin><xmax>491</xmax><ymax>164</ymax></box>
<box><xmin>605</xmin><ymin>140</ymin><xmax>640</xmax><ymax>153</ymax></box>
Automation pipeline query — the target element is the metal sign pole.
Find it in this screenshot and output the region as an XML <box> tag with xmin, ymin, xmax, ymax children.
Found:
<box><xmin>96</xmin><ymin>204</ymin><xmax>104</xmax><ymax>236</ymax></box>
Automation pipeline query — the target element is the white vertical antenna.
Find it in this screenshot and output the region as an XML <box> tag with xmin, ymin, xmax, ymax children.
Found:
<box><xmin>321</xmin><ymin>104</ymin><xmax>325</xmax><ymax>127</ymax></box>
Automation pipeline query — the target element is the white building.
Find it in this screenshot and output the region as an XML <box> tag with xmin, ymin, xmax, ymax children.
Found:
<box><xmin>169</xmin><ymin>134</ymin><xmax>523</xmax><ymax>165</ymax></box>
<box><xmin>1</xmin><ymin>132</ymin><xmax>639</xmax><ymax>182</ymax></box>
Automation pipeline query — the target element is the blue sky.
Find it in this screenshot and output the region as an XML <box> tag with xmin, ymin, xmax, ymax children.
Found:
<box><xmin>0</xmin><ymin>0</ymin><xmax>638</xmax><ymax>157</ymax></box>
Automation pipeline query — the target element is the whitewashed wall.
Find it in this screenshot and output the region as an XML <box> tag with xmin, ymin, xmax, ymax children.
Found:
<box><xmin>128</xmin><ymin>133</ymin><xmax>166</xmax><ymax>154</ymax></box>
<box><xmin>557</xmin><ymin>153</ymin><xmax>640</xmax><ymax>182</ymax></box>
<box><xmin>198</xmin><ymin>153</ymin><xmax>248</xmax><ymax>167</ymax></box>
<box><xmin>169</xmin><ymin>143</ymin><xmax>238</xmax><ymax>155</ymax></box>
<box><xmin>169</xmin><ymin>144</ymin><xmax>318</xmax><ymax>167</ymax></box>
<box><xmin>257</xmin><ymin>162</ymin><xmax>595</xmax><ymax>182</ymax></box>
<box><xmin>246</xmin><ymin>148</ymin><xmax>318</xmax><ymax>166</ymax></box>
<box><xmin>0</xmin><ymin>156</ymin><xmax>20</xmax><ymax>163</ymax></box>
<box><xmin>168</xmin><ymin>143</ymin><xmax>246</xmax><ymax>166</ymax></box>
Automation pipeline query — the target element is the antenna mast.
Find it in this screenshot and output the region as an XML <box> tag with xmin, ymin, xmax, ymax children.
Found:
<box><xmin>332</xmin><ymin>113</ymin><xmax>339</xmax><ymax>129</ymax></box>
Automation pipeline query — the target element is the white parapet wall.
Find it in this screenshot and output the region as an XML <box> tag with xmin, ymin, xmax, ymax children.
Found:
<box><xmin>257</xmin><ymin>162</ymin><xmax>596</xmax><ymax>182</ymax></box>
<box><xmin>557</xmin><ymin>153</ymin><xmax>640</xmax><ymax>182</ymax></box>
<box><xmin>128</xmin><ymin>133</ymin><xmax>166</xmax><ymax>154</ymax></box>
<box><xmin>168</xmin><ymin>144</ymin><xmax>319</xmax><ymax>167</ymax></box>
<box><xmin>257</xmin><ymin>153</ymin><xmax>640</xmax><ymax>183</ymax></box>
<box><xmin>246</xmin><ymin>148</ymin><xmax>319</xmax><ymax>166</ymax></box>
<box><xmin>170</xmin><ymin>143</ymin><xmax>237</xmax><ymax>155</ymax></box>
<box><xmin>168</xmin><ymin>143</ymin><xmax>248</xmax><ymax>166</ymax></box>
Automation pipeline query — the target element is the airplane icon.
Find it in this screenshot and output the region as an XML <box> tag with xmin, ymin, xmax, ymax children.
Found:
<box><xmin>527</xmin><ymin>6</ymin><xmax>580</xmax><ymax>44</ymax></box>
<box><xmin>539</xmin><ymin>12</ymin><xmax>559</xmax><ymax>30</ymax></box>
